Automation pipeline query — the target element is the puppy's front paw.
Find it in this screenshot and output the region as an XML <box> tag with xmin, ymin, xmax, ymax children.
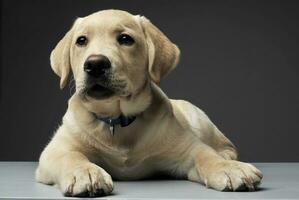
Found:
<box><xmin>59</xmin><ymin>163</ymin><xmax>113</xmax><ymax>197</ymax></box>
<box><xmin>205</xmin><ymin>160</ymin><xmax>263</xmax><ymax>191</ymax></box>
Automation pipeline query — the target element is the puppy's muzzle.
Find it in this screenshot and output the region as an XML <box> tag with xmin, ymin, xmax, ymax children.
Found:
<box><xmin>84</xmin><ymin>55</ymin><xmax>111</xmax><ymax>78</ymax></box>
<box><xmin>83</xmin><ymin>55</ymin><xmax>114</xmax><ymax>99</ymax></box>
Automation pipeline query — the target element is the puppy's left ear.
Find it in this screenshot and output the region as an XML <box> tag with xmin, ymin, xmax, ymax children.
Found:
<box><xmin>136</xmin><ymin>15</ymin><xmax>180</xmax><ymax>84</ymax></box>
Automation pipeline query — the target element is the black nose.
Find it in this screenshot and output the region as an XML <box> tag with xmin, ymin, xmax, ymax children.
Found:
<box><xmin>84</xmin><ymin>55</ymin><xmax>111</xmax><ymax>78</ymax></box>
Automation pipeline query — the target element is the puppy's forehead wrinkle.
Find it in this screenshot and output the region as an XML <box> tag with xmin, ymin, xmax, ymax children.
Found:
<box><xmin>77</xmin><ymin>22</ymin><xmax>140</xmax><ymax>36</ymax></box>
<box><xmin>78</xmin><ymin>10</ymin><xmax>141</xmax><ymax>33</ymax></box>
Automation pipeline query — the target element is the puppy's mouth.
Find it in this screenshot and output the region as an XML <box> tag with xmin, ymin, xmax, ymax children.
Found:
<box><xmin>86</xmin><ymin>84</ymin><xmax>115</xmax><ymax>99</ymax></box>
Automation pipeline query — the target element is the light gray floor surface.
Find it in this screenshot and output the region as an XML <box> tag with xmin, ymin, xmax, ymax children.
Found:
<box><xmin>0</xmin><ymin>162</ymin><xmax>298</xmax><ymax>199</ymax></box>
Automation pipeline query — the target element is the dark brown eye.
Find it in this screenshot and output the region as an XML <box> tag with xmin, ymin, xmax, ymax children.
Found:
<box><xmin>76</xmin><ymin>36</ymin><xmax>88</xmax><ymax>46</ymax></box>
<box><xmin>117</xmin><ymin>34</ymin><xmax>135</xmax><ymax>46</ymax></box>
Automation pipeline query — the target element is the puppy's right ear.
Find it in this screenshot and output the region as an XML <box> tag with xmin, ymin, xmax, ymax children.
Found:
<box><xmin>50</xmin><ymin>19</ymin><xmax>79</xmax><ymax>89</ymax></box>
<box><xmin>135</xmin><ymin>15</ymin><xmax>180</xmax><ymax>84</ymax></box>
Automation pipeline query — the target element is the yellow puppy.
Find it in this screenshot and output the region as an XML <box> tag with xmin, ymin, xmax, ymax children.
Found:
<box><xmin>36</xmin><ymin>9</ymin><xmax>262</xmax><ymax>197</ymax></box>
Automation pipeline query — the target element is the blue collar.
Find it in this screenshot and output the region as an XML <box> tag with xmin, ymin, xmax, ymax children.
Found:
<box><xmin>94</xmin><ymin>113</ymin><xmax>136</xmax><ymax>135</ymax></box>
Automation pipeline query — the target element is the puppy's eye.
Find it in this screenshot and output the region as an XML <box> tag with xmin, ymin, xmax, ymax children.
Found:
<box><xmin>117</xmin><ymin>34</ymin><xmax>135</xmax><ymax>46</ymax></box>
<box><xmin>76</xmin><ymin>36</ymin><xmax>88</xmax><ymax>46</ymax></box>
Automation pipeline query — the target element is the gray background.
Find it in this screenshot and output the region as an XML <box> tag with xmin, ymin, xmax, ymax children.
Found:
<box><xmin>0</xmin><ymin>0</ymin><xmax>298</xmax><ymax>162</ymax></box>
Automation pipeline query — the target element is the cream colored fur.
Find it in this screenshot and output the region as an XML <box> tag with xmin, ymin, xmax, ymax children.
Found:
<box><xmin>36</xmin><ymin>10</ymin><xmax>263</xmax><ymax>197</ymax></box>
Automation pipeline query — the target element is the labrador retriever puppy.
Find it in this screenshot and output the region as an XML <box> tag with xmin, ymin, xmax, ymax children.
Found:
<box><xmin>36</xmin><ymin>9</ymin><xmax>263</xmax><ymax>197</ymax></box>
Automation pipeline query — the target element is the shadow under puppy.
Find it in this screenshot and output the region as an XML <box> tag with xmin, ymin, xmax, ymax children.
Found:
<box><xmin>36</xmin><ymin>9</ymin><xmax>263</xmax><ymax>197</ymax></box>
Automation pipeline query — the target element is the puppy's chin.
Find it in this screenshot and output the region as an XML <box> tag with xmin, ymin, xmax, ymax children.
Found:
<box><xmin>84</xmin><ymin>84</ymin><xmax>115</xmax><ymax>100</ymax></box>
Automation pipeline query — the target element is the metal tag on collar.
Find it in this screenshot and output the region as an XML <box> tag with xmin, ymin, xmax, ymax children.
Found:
<box><xmin>109</xmin><ymin>125</ymin><xmax>114</xmax><ymax>135</ymax></box>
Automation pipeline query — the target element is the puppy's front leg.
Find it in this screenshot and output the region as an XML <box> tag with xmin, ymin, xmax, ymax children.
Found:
<box><xmin>36</xmin><ymin>127</ymin><xmax>113</xmax><ymax>197</ymax></box>
<box><xmin>188</xmin><ymin>144</ymin><xmax>263</xmax><ymax>191</ymax></box>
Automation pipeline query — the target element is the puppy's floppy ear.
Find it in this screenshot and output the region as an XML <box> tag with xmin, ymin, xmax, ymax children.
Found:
<box><xmin>137</xmin><ymin>15</ymin><xmax>180</xmax><ymax>84</ymax></box>
<box><xmin>50</xmin><ymin>20</ymin><xmax>79</xmax><ymax>89</ymax></box>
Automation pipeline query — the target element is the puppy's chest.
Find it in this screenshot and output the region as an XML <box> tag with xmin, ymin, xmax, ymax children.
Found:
<box><xmin>89</xmin><ymin>127</ymin><xmax>161</xmax><ymax>179</ymax></box>
<box><xmin>107</xmin><ymin>148</ymin><xmax>139</xmax><ymax>166</ymax></box>
<box><xmin>98</xmin><ymin>145</ymin><xmax>154</xmax><ymax>179</ymax></box>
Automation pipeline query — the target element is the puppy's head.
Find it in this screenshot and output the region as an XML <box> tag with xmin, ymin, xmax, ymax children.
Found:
<box><xmin>50</xmin><ymin>9</ymin><xmax>180</xmax><ymax>101</ymax></box>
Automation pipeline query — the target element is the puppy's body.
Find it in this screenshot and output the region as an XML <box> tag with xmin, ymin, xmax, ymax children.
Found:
<box><xmin>36</xmin><ymin>10</ymin><xmax>262</xmax><ymax>197</ymax></box>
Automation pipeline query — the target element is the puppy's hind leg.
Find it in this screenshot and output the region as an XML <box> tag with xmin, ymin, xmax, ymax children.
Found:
<box><xmin>212</xmin><ymin>127</ymin><xmax>238</xmax><ymax>160</ymax></box>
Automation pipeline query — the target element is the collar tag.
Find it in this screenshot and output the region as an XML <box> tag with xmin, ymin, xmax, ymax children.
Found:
<box><xmin>93</xmin><ymin>113</ymin><xmax>136</xmax><ymax>135</ymax></box>
<box><xmin>109</xmin><ymin>125</ymin><xmax>115</xmax><ymax>135</ymax></box>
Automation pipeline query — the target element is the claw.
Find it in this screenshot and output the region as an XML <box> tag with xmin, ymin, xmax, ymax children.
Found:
<box><xmin>224</xmin><ymin>172</ymin><xmax>233</xmax><ymax>191</ymax></box>
<box><xmin>242</xmin><ymin>177</ymin><xmax>255</xmax><ymax>191</ymax></box>
<box><xmin>254</xmin><ymin>171</ymin><xmax>263</xmax><ymax>179</ymax></box>
<box><xmin>87</xmin><ymin>184</ymin><xmax>95</xmax><ymax>196</ymax></box>
<box><xmin>204</xmin><ymin>178</ymin><xmax>209</xmax><ymax>188</ymax></box>
<box><xmin>65</xmin><ymin>183</ymin><xmax>74</xmax><ymax>196</ymax></box>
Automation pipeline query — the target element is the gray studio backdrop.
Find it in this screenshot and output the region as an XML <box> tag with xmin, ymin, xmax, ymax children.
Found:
<box><xmin>0</xmin><ymin>0</ymin><xmax>298</xmax><ymax>162</ymax></box>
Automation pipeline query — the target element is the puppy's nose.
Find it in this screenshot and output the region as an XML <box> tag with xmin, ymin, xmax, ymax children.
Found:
<box><xmin>84</xmin><ymin>55</ymin><xmax>111</xmax><ymax>78</ymax></box>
